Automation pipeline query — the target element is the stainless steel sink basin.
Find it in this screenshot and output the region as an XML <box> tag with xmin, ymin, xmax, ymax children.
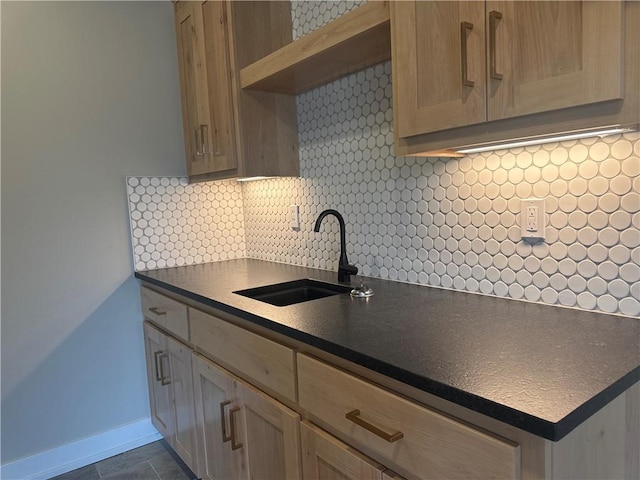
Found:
<box><xmin>234</xmin><ymin>279</ymin><xmax>351</xmax><ymax>306</ymax></box>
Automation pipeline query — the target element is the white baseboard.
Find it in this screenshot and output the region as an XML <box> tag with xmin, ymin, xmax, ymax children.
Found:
<box><xmin>0</xmin><ymin>418</ymin><xmax>162</xmax><ymax>480</ymax></box>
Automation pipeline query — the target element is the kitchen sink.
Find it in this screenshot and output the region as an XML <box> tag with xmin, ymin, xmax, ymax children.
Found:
<box><xmin>234</xmin><ymin>279</ymin><xmax>351</xmax><ymax>307</ymax></box>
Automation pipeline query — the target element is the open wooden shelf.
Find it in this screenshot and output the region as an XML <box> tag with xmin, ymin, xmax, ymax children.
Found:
<box><xmin>239</xmin><ymin>1</ymin><xmax>391</xmax><ymax>95</ymax></box>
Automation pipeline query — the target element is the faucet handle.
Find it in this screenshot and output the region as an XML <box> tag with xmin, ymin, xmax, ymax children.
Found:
<box><xmin>339</xmin><ymin>264</ymin><xmax>358</xmax><ymax>275</ymax></box>
<box><xmin>338</xmin><ymin>264</ymin><xmax>358</xmax><ymax>282</ymax></box>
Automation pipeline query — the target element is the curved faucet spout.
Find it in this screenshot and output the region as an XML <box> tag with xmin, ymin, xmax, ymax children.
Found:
<box><xmin>314</xmin><ymin>209</ymin><xmax>348</xmax><ymax>265</ymax></box>
<box><xmin>314</xmin><ymin>209</ymin><xmax>358</xmax><ymax>282</ymax></box>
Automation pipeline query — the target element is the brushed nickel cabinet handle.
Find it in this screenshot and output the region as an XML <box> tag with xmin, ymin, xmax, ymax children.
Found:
<box><xmin>195</xmin><ymin>125</ymin><xmax>211</xmax><ymax>156</ymax></box>
<box><xmin>194</xmin><ymin>126</ymin><xmax>203</xmax><ymax>156</ymax></box>
<box><xmin>153</xmin><ymin>351</ymin><xmax>163</xmax><ymax>382</ymax></box>
<box><xmin>200</xmin><ymin>124</ymin><xmax>212</xmax><ymax>155</ymax></box>
<box><xmin>158</xmin><ymin>353</ymin><xmax>171</xmax><ymax>386</ymax></box>
<box><xmin>229</xmin><ymin>406</ymin><xmax>243</xmax><ymax>450</ymax></box>
<box><xmin>148</xmin><ymin>307</ymin><xmax>167</xmax><ymax>316</ymax></box>
<box><xmin>345</xmin><ymin>409</ymin><xmax>404</xmax><ymax>443</ymax></box>
<box><xmin>460</xmin><ymin>22</ymin><xmax>474</xmax><ymax>87</ymax></box>
<box><xmin>489</xmin><ymin>10</ymin><xmax>503</xmax><ymax>80</ymax></box>
<box><xmin>220</xmin><ymin>400</ymin><xmax>232</xmax><ymax>442</ymax></box>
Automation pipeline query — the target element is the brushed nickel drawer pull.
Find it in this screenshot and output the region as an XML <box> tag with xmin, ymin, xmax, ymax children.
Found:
<box><xmin>460</xmin><ymin>21</ymin><xmax>474</xmax><ymax>87</ymax></box>
<box><xmin>148</xmin><ymin>307</ymin><xmax>167</xmax><ymax>316</ymax></box>
<box><xmin>158</xmin><ymin>353</ymin><xmax>171</xmax><ymax>386</ymax></box>
<box><xmin>220</xmin><ymin>400</ymin><xmax>232</xmax><ymax>442</ymax></box>
<box><xmin>229</xmin><ymin>406</ymin><xmax>243</xmax><ymax>450</ymax></box>
<box><xmin>489</xmin><ymin>10</ymin><xmax>503</xmax><ymax>80</ymax></box>
<box><xmin>345</xmin><ymin>409</ymin><xmax>404</xmax><ymax>443</ymax></box>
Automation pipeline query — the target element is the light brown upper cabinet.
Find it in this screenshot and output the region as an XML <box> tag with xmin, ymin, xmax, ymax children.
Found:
<box><xmin>174</xmin><ymin>1</ymin><xmax>299</xmax><ymax>181</ymax></box>
<box><xmin>392</xmin><ymin>0</ymin><xmax>639</xmax><ymax>155</ymax></box>
<box><xmin>487</xmin><ymin>1</ymin><xmax>623</xmax><ymax>120</ymax></box>
<box><xmin>392</xmin><ymin>2</ymin><xmax>487</xmax><ymax>138</ymax></box>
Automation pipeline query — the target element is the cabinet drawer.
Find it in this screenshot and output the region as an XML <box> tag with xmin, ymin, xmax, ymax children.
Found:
<box><xmin>298</xmin><ymin>354</ymin><xmax>520</xmax><ymax>480</ymax></box>
<box><xmin>190</xmin><ymin>308</ymin><xmax>296</xmax><ymax>402</ymax></box>
<box><xmin>141</xmin><ymin>287</ymin><xmax>189</xmax><ymax>341</ymax></box>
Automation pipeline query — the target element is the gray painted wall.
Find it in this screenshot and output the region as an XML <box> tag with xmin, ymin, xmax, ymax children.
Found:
<box><xmin>1</xmin><ymin>1</ymin><xmax>185</xmax><ymax>463</ymax></box>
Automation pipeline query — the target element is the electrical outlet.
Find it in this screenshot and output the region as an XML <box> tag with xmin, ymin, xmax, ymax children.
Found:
<box><xmin>526</xmin><ymin>205</ymin><xmax>538</xmax><ymax>232</ymax></box>
<box><xmin>521</xmin><ymin>198</ymin><xmax>545</xmax><ymax>241</ymax></box>
<box><xmin>290</xmin><ymin>205</ymin><xmax>300</xmax><ymax>231</ymax></box>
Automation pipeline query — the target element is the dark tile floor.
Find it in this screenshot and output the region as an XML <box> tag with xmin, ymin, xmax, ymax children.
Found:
<box><xmin>50</xmin><ymin>440</ymin><xmax>197</xmax><ymax>480</ymax></box>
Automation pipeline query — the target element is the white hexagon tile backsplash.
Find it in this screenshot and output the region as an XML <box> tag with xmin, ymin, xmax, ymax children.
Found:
<box><xmin>241</xmin><ymin>129</ymin><xmax>639</xmax><ymax>317</ymax></box>
<box><xmin>291</xmin><ymin>0</ymin><xmax>366</xmax><ymax>40</ymax></box>
<box><xmin>127</xmin><ymin>177</ymin><xmax>246</xmax><ymax>272</ymax></box>
<box><xmin>127</xmin><ymin>0</ymin><xmax>639</xmax><ymax>317</ymax></box>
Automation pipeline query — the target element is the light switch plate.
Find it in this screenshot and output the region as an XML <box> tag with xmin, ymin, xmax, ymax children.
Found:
<box><xmin>521</xmin><ymin>198</ymin><xmax>545</xmax><ymax>241</ymax></box>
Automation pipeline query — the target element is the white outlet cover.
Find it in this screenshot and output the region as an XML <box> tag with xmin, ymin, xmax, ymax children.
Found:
<box><xmin>290</xmin><ymin>205</ymin><xmax>300</xmax><ymax>231</ymax></box>
<box><xmin>521</xmin><ymin>198</ymin><xmax>546</xmax><ymax>241</ymax></box>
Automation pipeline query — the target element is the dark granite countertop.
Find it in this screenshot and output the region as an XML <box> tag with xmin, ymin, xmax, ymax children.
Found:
<box><xmin>135</xmin><ymin>258</ymin><xmax>639</xmax><ymax>441</ymax></box>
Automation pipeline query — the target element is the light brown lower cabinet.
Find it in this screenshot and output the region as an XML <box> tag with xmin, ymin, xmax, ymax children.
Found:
<box><xmin>242</xmin><ymin>379</ymin><xmax>302</xmax><ymax>479</ymax></box>
<box><xmin>166</xmin><ymin>335</ymin><xmax>198</xmax><ymax>472</ymax></box>
<box><xmin>141</xmin><ymin>287</ymin><xmax>638</xmax><ymax>480</ymax></box>
<box><xmin>141</xmin><ymin>287</ymin><xmax>189</xmax><ymax>340</ymax></box>
<box><xmin>298</xmin><ymin>354</ymin><xmax>519</xmax><ymax>480</ymax></box>
<box><xmin>192</xmin><ymin>352</ymin><xmax>302</xmax><ymax>480</ymax></box>
<box><xmin>143</xmin><ymin>323</ymin><xmax>174</xmax><ymax>442</ymax></box>
<box><xmin>301</xmin><ymin>421</ymin><xmax>390</xmax><ymax>480</ymax></box>
<box><xmin>192</xmin><ymin>351</ymin><xmax>246</xmax><ymax>479</ymax></box>
<box><xmin>143</xmin><ymin>322</ymin><xmax>199</xmax><ymax>474</ymax></box>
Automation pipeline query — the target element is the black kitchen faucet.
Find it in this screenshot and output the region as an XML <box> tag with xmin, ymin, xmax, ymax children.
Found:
<box><xmin>313</xmin><ymin>209</ymin><xmax>358</xmax><ymax>282</ymax></box>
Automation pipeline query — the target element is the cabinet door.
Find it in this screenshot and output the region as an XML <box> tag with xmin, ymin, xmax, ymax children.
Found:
<box><xmin>166</xmin><ymin>335</ymin><xmax>198</xmax><ymax>474</ymax></box>
<box><xmin>301</xmin><ymin>421</ymin><xmax>385</xmax><ymax>480</ymax></box>
<box><xmin>143</xmin><ymin>323</ymin><xmax>175</xmax><ymax>445</ymax></box>
<box><xmin>240</xmin><ymin>380</ymin><xmax>302</xmax><ymax>479</ymax></box>
<box><xmin>193</xmin><ymin>353</ymin><xmax>248</xmax><ymax>480</ymax></box>
<box><xmin>201</xmin><ymin>0</ymin><xmax>237</xmax><ymax>174</ymax></box>
<box><xmin>175</xmin><ymin>1</ymin><xmax>237</xmax><ymax>177</ymax></box>
<box><xmin>175</xmin><ymin>1</ymin><xmax>213</xmax><ymax>176</ymax></box>
<box><xmin>488</xmin><ymin>0</ymin><xmax>624</xmax><ymax>120</ymax></box>
<box><xmin>392</xmin><ymin>1</ymin><xmax>486</xmax><ymax>137</ymax></box>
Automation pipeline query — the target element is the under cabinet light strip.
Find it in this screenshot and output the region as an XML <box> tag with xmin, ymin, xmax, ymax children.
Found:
<box><xmin>236</xmin><ymin>176</ymin><xmax>274</xmax><ymax>182</ymax></box>
<box><xmin>457</xmin><ymin>128</ymin><xmax>634</xmax><ymax>154</ymax></box>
